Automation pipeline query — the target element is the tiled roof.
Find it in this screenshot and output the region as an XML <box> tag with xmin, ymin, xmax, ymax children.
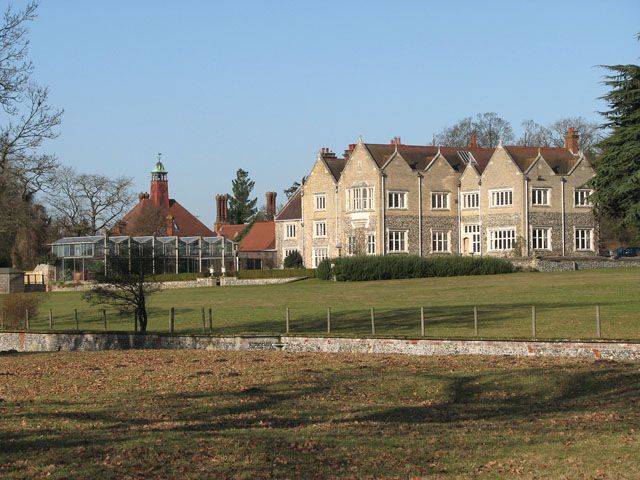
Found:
<box><xmin>239</xmin><ymin>221</ymin><xmax>276</xmax><ymax>252</ymax></box>
<box><xmin>323</xmin><ymin>157</ymin><xmax>346</xmax><ymax>181</ymax></box>
<box><xmin>505</xmin><ymin>146</ymin><xmax>579</xmax><ymax>174</ymax></box>
<box><xmin>216</xmin><ymin>223</ymin><xmax>247</xmax><ymax>240</ymax></box>
<box><xmin>275</xmin><ymin>189</ymin><xmax>302</xmax><ymax>221</ymax></box>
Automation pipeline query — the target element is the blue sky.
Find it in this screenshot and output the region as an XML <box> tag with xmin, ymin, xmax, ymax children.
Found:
<box><xmin>20</xmin><ymin>0</ymin><xmax>640</xmax><ymax>226</ymax></box>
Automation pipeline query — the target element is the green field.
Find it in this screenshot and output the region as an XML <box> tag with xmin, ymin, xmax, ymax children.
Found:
<box><xmin>0</xmin><ymin>350</ymin><xmax>638</xmax><ymax>479</ymax></box>
<box><xmin>3</xmin><ymin>268</ymin><xmax>640</xmax><ymax>340</ymax></box>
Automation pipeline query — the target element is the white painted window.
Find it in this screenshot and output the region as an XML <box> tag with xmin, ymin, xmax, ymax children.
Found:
<box><xmin>490</xmin><ymin>189</ymin><xmax>513</xmax><ymax>207</ymax></box>
<box><xmin>314</xmin><ymin>194</ymin><xmax>326</xmax><ymax>211</ymax></box>
<box><xmin>431</xmin><ymin>231</ymin><xmax>450</xmax><ymax>253</ymax></box>
<box><xmin>531</xmin><ymin>227</ymin><xmax>551</xmax><ymax>250</ymax></box>
<box><xmin>387</xmin><ymin>191</ymin><xmax>407</xmax><ymax>209</ymax></box>
<box><xmin>575</xmin><ymin>228</ymin><xmax>593</xmax><ymax>251</ymax></box>
<box><xmin>347</xmin><ymin>235</ymin><xmax>356</xmax><ymax>255</ymax></box>
<box><xmin>284</xmin><ymin>248</ymin><xmax>298</xmax><ymax>258</ymax></box>
<box><xmin>574</xmin><ymin>189</ymin><xmax>593</xmax><ymax>207</ymax></box>
<box><xmin>285</xmin><ymin>223</ymin><xmax>296</xmax><ymax>239</ymax></box>
<box><xmin>313</xmin><ymin>220</ymin><xmax>326</xmax><ymax>238</ymax></box>
<box><xmin>312</xmin><ymin>248</ymin><xmax>328</xmax><ymax>267</ymax></box>
<box><xmin>531</xmin><ymin>188</ymin><xmax>550</xmax><ymax>206</ymax></box>
<box><xmin>489</xmin><ymin>228</ymin><xmax>516</xmax><ymax>251</ymax></box>
<box><xmin>462</xmin><ymin>191</ymin><xmax>479</xmax><ymax>209</ymax></box>
<box><xmin>367</xmin><ymin>233</ymin><xmax>376</xmax><ymax>255</ymax></box>
<box><xmin>347</xmin><ymin>187</ymin><xmax>374</xmax><ymax>211</ymax></box>
<box><xmin>464</xmin><ymin>224</ymin><xmax>481</xmax><ymax>253</ymax></box>
<box><xmin>387</xmin><ymin>230</ymin><xmax>407</xmax><ymax>252</ymax></box>
<box><xmin>431</xmin><ymin>192</ymin><xmax>449</xmax><ymax>210</ymax></box>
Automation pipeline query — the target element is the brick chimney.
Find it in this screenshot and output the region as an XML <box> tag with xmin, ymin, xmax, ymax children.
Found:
<box><xmin>266</xmin><ymin>191</ymin><xmax>277</xmax><ymax>220</ymax></box>
<box><xmin>319</xmin><ymin>147</ymin><xmax>337</xmax><ymax>159</ymax></box>
<box><xmin>390</xmin><ymin>136</ymin><xmax>402</xmax><ymax>145</ymax></box>
<box><xmin>564</xmin><ymin>127</ymin><xmax>579</xmax><ymax>152</ymax></box>
<box><xmin>214</xmin><ymin>194</ymin><xmax>228</xmax><ymax>232</ymax></box>
<box><xmin>469</xmin><ymin>134</ymin><xmax>479</xmax><ymax>149</ymax></box>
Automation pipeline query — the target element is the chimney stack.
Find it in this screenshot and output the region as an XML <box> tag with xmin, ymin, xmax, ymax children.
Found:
<box><xmin>266</xmin><ymin>192</ymin><xmax>277</xmax><ymax>220</ymax></box>
<box><xmin>215</xmin><ymin>194</ymin><xmax>228</xmax><ymax>232</ymax></box>
<box><xmin>390</xmin><ymin>136</ymin><xmax>402</xmax><ymax>145</ymax></box>
<box><xmin>469</xmin><ymin>134</ymin><xmax>479</xmax><ymax>149</ymax></box>
<box><xmin>564</xmin><ymin>127</ymin><xmax>579</xmax><ymax>152</ymax></box>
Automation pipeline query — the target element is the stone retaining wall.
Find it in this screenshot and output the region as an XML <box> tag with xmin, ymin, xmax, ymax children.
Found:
<box><xmin>1</xmin><ymin>332</ymin><xmax>639</xmax><ymax>361</ymax></box>
<box><xmin>511</xmin><ymin>257</ymin><xmax>640</xmax><ymax>272</ymax></box>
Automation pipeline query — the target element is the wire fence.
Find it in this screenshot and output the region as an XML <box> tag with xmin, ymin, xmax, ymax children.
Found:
<box><xmin>1</xmin><ymin>302</ymin><xmax>637</xmax><ymax>341</ymax></box>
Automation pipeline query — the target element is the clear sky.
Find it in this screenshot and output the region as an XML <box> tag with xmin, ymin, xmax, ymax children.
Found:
<box><xmin>19</xmin><ymin>0</ymin><xmax>640</xmax><ymax>226</ymax></box>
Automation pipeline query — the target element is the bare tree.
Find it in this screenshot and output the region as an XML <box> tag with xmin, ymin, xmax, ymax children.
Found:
<box><xmin>517</xmin><ymin>120</ymin><xmax>553</xmax><ymax>147</ymax></box>
<box><xmin>547</xmin><ymin>117</ymin><xmax>603</xmax><ymax>153</ymax></box>
<box><xmin>434</xmin><ymin>113</ymin><xmax>514</xmax><ymax>147</ymax></box>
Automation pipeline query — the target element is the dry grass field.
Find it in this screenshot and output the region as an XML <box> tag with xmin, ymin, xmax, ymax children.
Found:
<box><xmin>1</xmin><ymin>350</ymin><xmax>639</xmax><ymax>479</ymax></box>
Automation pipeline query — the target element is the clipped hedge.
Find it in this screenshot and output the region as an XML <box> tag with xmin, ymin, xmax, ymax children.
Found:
<box><xmin>316</xmin><ymin>255</ymin><xmax>514</xmax><ymax>281</ymax></box>
<box><xmin>236</xmin><ymin>268</ymin><xmax>315</xmax><ymax>279</ymax></box>
<box><xmin>146</xmin><ymin>272</ymin><xmax>205</xmax><ymax>283</ymax></box>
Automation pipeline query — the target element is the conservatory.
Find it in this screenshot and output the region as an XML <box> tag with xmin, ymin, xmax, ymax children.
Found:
<box><xmin>51</xmin><ymin>235</ymin><xmax>238</xmax><ymax>281</ymax></box>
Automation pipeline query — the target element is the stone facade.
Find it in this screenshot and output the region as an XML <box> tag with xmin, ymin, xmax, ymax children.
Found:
<box><xmin>0</xmin><ymin>268</ymin><xmax>24</xmax><ymax>294</ymax></box>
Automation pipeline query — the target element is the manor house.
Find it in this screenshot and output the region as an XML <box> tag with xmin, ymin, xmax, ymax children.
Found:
<box><xmin>275</xmin><ymin>129</ymin><xmax>597</xmax><ymax>268</ymax></box>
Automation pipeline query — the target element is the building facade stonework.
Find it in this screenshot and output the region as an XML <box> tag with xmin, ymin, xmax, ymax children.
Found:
<box><xmin>275</xmin><ymin>129</ymin><xmax>598</xmax><ymax>268</ymax></box>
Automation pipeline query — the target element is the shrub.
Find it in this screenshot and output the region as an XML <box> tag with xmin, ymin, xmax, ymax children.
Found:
<box><xmin>146</xmin><ymin>272</ymin><xmax>205</xmax><ymax>283</ymax></box>
<box><xmin>1</xmin><ymin>293</ymin><xmax>43</xmax><ymax>329</ymax></box>
<box><xmin>237</xmin><ymin>268</ymin><xmax>315</xmax><ymax>279</ymax></box>
<box><xmin>316</xmin><ymin>255</ymin><xmax>514</xmax><ymax>281</ymax></box>
<box><xmin>283</xmin><ymin>250</ymin><xmax>304</xmax><ymax>269</ymax></box>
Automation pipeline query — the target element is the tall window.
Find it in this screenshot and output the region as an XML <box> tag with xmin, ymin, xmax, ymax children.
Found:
<box><xmin>464</xmin><ymin>224</ymin><xmax>480</xmax><ymax>254</ymax></box>
<box><xmin>531</xmin><ymin>188</ymin><xmax>550</xmax><ymax>206</ymax></box>
<box><xmin>531</xmin><ymin>227</ymin><xmax>551</xmax><ymax>250</ymax></box>
<box><xmin>388</xmin><ymin>191</ymin><xmax>407</xmax><ymax>209</ymax></box>
<box><xmin>314</xmin><ymin>194</ymin><xmax>326</xmax><ymax>211</ymax></box>
<box><xmin>347</xmin><ymin>235</ymin><xmax>356</xmax><ymax>255</ymax></box>
<box><xmin>347</xmin><ymin>187</ymin><xmax>374</xmax><ymax>211</ymax></box>
<box><xmin>312</xmin><ymin>248</ymin><xmax>328</xmax><ymax>268</ymax></box>
<box><xmin>366</xmin><ymin>233</ymin><xmax>376</xmax><ymax>255</ymax></box>
<box><xmin>431</xmin><ymin>231</ymin><xmax>449</xmax><ymax>253</ymax></box>
<box><xmin>490</xmin><ymin>189</ymin><xmax>513</xmax><ymax>207</ymax></box>
<box><xmin>387</xmin><ymin>230</ymin><xmax>407</xmax><ymax>252</ymax></box>
<box><xmin>313</xmin><ymin>220</ymin><xmax>326</xmax><ymax>238</ymax></box>
<box><xmin>284</xmin><ymin>248</ymin><xmax>298</xmax><ymax>258</ymax></box>
<box><xmin>462</xmin><ymin>192</ymin><xmax>479</xmax><ymax>209</ymax></box>
<box><xmin>489</xmin><ymin>228</ymin><xmax>516</xmax><ymax>251</ymax></box>
<box><xmin>575</xmin><ymin>229</ymin><xmax>593</xmax><ymax>250</ymax></box>
<box><xmin>574</xmin><ymin>189</ymin><xmax>593</xmax><ymax>207</ymax></box>
<box><xmin>285</xmin><ymin>224</ymin><xmax>296</xmax><ymax>239</ymax></box>
<box><xmin>431</xmin><ymin>192</ymin><xmax>449</xmax><ymax>210</ymax></box>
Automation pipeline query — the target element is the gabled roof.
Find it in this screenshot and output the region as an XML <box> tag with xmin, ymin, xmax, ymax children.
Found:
<box><xmin>216</xmin><ymin>223</ymin><xmax>247</xmax><ymax>240</ymax></box>
<box><xmin>275</xmin><ymin>188</ymin><xmax>302</xmax><ymax>221</ymax></box>
<box><xmin>323</xmin><ymin>156</ymin><xmax>346</xmax><ymax>182</ymax></box>
<box><xmin>115</xmin><ymin>198</ymin><xmax>214</xmax><ymax>236</ymax></box>
<box><xmin>239</xmin><ymin>221</ymin><xmax>276</xmax><ymax>252</ymax></box>
<box><xmin>504</xmin><ymin>146</ymin><xmax>580</xmax><ymax>174</ymax></box>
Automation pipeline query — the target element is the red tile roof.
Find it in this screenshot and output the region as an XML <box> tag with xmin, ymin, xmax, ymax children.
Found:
<box><xmin>216</xmin><ymin>223</ymin><xmax>247</xmax><ymax>240</ymax></box>
<box><xmin>275</xmin><ymin>189</ymin><xmax>302</xmax><ymax>221</ymax></box>
<box><xmin>239</xmin><ymin>221</ymin><xmax>276</xmax><ymax>252</ymax></box>
<box><xmin>505</xmin><ymin>146</ymin><xmax>579</xmax><ymax>174</ymax></box>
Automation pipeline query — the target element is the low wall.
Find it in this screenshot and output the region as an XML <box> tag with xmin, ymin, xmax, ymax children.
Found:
<box><xmin>219</xmin><ymin>277</ymin><xmax>303</xmax><ymax>286</ymax></box>
<box><xmin>1</xmin><ymin>332</ymin><xmax>639</xmax><ymax>361</ymax></box>
<box><xmin>511</xmin><ymin>257</ymin><xmax>640</xmax><ymax>272</ymax></box>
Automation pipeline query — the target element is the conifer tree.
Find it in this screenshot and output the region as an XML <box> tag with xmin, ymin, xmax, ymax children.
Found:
<box><xmin>227</xmin><ymin>168</ymin><xmax>257</xmax><ymax>224</ymax></box>
<box><xmin>592</xmin><ymin>48</ymin><xmax>640</xmax><ymax>239</ymax></box>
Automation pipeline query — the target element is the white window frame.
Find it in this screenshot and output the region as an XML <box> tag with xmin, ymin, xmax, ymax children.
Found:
<box><xmin>285</xmin><ymin>223</ymin><xmax>297</xmax><ymax>239</ymax></box>
<box><xmin>387</xmin><ymin>230</ymin><xmax>408</xmax><ymax>253</ymax></box>
<box><xmin>463</xmin><ymin>224</ymin><xmax>481</xmax><ymax>254</ymax></box>
<box><xmin>574</xmin><ymin>189</ymin><xmax>593</xmax><ymax>208</ymax></box>
<box><xmin>313</xmin><ymin>220</ymin><xmax>327</xmax><ymax>238</ymax></box>
<box><xmin>312</xmin><ymin>247</ymin><xmax>328</xmax><ymax>268</ymax></box>
<box><xmin>346</xmin><ymin>235</ymin><xmax>356</xmax><ymax>255</ymax></box>
<box><xmin>366</xmin><ymin>233</ymin><xmax>376</xmax><ymax>255</ymax></box>
<box><xmin>531</xmin><ymin>227</ymin><xmax>551</xmax><ymax>251</ymax></box>
<box><xmin>461</xmin><ymin>191</ymin><xmax>479</xmax><ymax>209</ymax></box>
<box><xmin>488</xmin><ymin>227</ymin><xmax>516</xmax><ymax>251</ymax></box>
<box><xmin>574</xmin><ymin>228</ymin><xmax>594</xmax><ymax>251</ymax></box>
<box><xmin>284</xmin><ymin>248</ymin><xmax>298</xmax><ymax>258</ymax></box>
<box><xmin>431</xmin><ymin>230</ymin><xmax>450</xmax><ymax>253</ymax></box>
<box><xmin>490</xmin><ymin>188</ymin><xmax>513</xmax><ymax>208</ymax></box>
<box><xmin>531</xmin><ymin>188</ymin><xmax>551</xmax><ymax>206</ymax></box>
<box><xmin>431</xmin><ymin>192</ymin><xmax>450</xmax><ymax>210</ymax></box>
<box><xmin>314</xmin><ymin>193</ymin><xmax>326</xmax><ymax>211</ymax></box>
<box><xmin>387</xmin><ymin>191</ymin><xmax>407</xmax><ymax>209</ymax></box>
<box><xmin>347</xmin><ymin>186</ymin><xmax>374</xmax><ymax>212</ymax></box>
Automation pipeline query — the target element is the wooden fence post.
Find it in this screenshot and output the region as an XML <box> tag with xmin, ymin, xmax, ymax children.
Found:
<box><xmin>208</xmin><ymin>308</ymin><xmax>213</xmax><ymax>333</ymax></box>
<box><xmin>25</xmin><ymin>309</ymin><xmax>29</xmax><ymax>331</ymax></box>
<box><xmin>201</xmin><ymin>307</ymin><xmax>206</xmax><ymax>334</ymax></box>
<box><xmin>327</xmin><ymin>307</ymin><xmax>331</xmax><ymax>334</ymax></box>
<box><xmin>103</xmin><ymin>309</ymin><xmax>107</xmax><ymax>330</ymax></box>
<box><xmin>75</xmin><ymin>309</ymin><xmax>79</xmax><ymax>331</ymax></box>
<box><xmin>531</xmin><ymin>306</ymin><xmax>536</xmax><ymax>339</ymax></box>
<box><xmin>473</xmin><ymin>306</ymin><xmax>478</xmax><ymax>337</ymax></box>
<box><xmin>49</xmin><ymin>309</ymin><xmax>53</xmax><ymax>329</ymax></box>
<box><xmin>370</xmin><ymin>307</ymin><xmax>375</xmax><ymax>335</ymax></box>
<box><xmin>170</xmin><ymin>307</ymin><xmax>175</xmax><ymax>334</ymax></box>
<box><xmin>285</xmin><ymin>307</ymin><xmax>290</xmax><ymax>334</ymax></box>
<box><xmin>420</xmin><ymin>306</ymin><xmax>425</xmax><ymax>337</ymax></box>
<box><xmin>596</xmin><ymin>305</ymin><xmax>601</xmax><ymax>339</ymax></box>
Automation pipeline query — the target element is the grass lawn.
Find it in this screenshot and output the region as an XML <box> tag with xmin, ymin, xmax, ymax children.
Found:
<box><xmin>3</xmin><ymin>267</ymin><xmax>640</xmax><ymax>341</ymax></box>
<box><xmin>0</xmin><ymin>350</ymin><xmax>638</xmax><ymax>479</ymax></box>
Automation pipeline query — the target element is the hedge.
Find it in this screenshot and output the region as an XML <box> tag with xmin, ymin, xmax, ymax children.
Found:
<box><xmin>236</xmin><ymin>268</ymin><xmax>315</xmax><ymax>279</ymax></box>
<box><xmin>146</xmin><ymin>272</ymin><xmax>205</xmax><ymax>283</ymax></box>
<box><xmin>316</xmin><ymin>255</ymin><xmax>514</xmax><ymax>281</ymax></box>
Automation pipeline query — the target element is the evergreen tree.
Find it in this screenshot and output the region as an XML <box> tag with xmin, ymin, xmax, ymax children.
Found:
<box><xmin>592</xmin><ymin>53</ymin><xmax>640</xmax><ymax>239</ymax></box>
<box><xmin>227</xmin><ymin>168</ymin><xmax>257</xmax><ymax>224</ymax></box>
